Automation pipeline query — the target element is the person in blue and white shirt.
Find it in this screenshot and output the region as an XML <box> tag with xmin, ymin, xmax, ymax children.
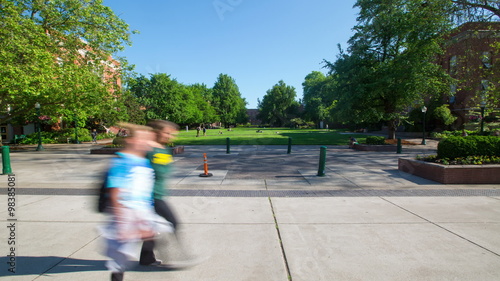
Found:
<box><xmin>102</xmin><ymin>123</ymin><xmax>172</xmax><ymax>281</ymax></box>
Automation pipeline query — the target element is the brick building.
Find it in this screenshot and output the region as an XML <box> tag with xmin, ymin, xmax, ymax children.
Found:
<box><xmin>247</xmin><ymin>109</ymin><xmax>262</xmax><ymax>125</ymax></box>
<box><xmin>0</xmin><ymin>47</ymin><xmax>121</xmax><ymax>143</ymax></box>
<box><xmin>438</xmin><ymin>22</ymin><xmax>500</xmax><ymax>128</ymax></box>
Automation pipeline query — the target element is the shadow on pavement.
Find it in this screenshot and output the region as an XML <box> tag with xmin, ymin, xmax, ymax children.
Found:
<box><xmin>383</xmin><ymin>169</ymin><xmax>439</xmax><ymax>185</ymax></box>
<box><xmin>0</xmin><ymin>256</ymin><xmax>180</xmax><ymax>276</ymax></box>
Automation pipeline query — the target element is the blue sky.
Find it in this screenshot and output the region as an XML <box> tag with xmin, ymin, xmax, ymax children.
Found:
<box><xmin>103</xmin><ymin>0</ymin><xmax>359</xmax><ymax>108</ymax></box>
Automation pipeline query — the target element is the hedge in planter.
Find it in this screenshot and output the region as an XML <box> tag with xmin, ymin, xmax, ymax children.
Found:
<box><xmin>437</xmin><ymin>136</ymin><xmax>500</xmax><ymax>159</ymax></box>
<box><xmin>366</xmin><ymin>136</ymin><xmax>386</xmax><ymax>145</ymax></box>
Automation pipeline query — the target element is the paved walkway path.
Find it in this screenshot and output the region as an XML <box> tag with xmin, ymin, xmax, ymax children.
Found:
<box><xmin>1</xmin><ymin>142</ymin><xmax>499</xmax><ymax>280</ymax></box>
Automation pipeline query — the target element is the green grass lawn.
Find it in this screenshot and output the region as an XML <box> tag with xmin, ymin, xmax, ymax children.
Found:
<box><xmin>464</xmin><ymin>121</ymin><xmax>500</xmax><ymax>132</ymax></box>
<box><xmin>173</xmin><ymin>127</ymin><xmax>369</xmax><ymax>145</ymax></box>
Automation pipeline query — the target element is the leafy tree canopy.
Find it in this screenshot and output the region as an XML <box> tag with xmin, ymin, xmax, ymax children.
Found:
<box><xmin>325</xmin><ymin>0</ymin><xmax>454</xmax><ymax>138</ymax></box>
<box><xmin>258</xmin><ymin>80</ymin><xmax>300</xmax><ymax>127</ymax></box>
<box><xmin>212</xmin><ymin>74</ymin><xmax>247</xmax><ymax>127</ymax></box>
<box><xmin>0</xmin><ymin>0</ymin><xmax>133</xmax><ymax>125</ymax></box>
<box><xmin>128</xmin><ymin>74</ymin><xmax>219</xmax><ymax>125</ymax></box>
<box><xmin>302</xmin><ymin>71</ymin><xmax>337</xmax><ymax>125</ymax></box>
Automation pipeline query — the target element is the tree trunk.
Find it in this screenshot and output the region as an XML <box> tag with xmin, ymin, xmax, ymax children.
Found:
<box><xmin>388</xmin><ymin>120</ymin><xmax>397</xmax><ymax>139</ymax></box>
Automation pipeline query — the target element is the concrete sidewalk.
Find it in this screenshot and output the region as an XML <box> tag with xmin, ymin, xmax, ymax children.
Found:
<box><xmin>1</xmin><ymin>143</ymin><xmax>500</xmax><ymax>280</ymax></box>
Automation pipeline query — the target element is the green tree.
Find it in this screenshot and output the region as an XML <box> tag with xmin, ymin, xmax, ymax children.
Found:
<box><xmin>302</xmin><ymin>71</ymin><xmax>336</xmax><ymax>126</ymax></box>
<box><xmin>325</xmin><ymin>0</ymin><xmax>453</xmax><ymax>138</ymax></box>
<box><xmin>212</xmin><ymin>74</ymin><xmax>247</xmax><ymax>127</ymax></box>
<box><xmin>120</xmin><ymin>91</ymin><xmax>146</xmax><ymax>125</ymax></box>
<box><xmin>187</xmin><ymin>83</ymin><xmax>218</xmax><ymax>124</ymax></box>
<box><xmin>434</xmin><ymin>104</ymin><xmax>457</xmax><ymax>126</ymax></box>
<box><xmin>0</xmin><ymin>0</ymin><xmax>133</xmax><ymax>125</ymax></box>
<box><xmin>258</xmin><ymin>80</ymin><xmax>300</xmax><ymax>127</ymax></box>
<box><xmin>130</xmin><ymin>73</ymin><xmax>201</xmax><ymax>124</ymax></box>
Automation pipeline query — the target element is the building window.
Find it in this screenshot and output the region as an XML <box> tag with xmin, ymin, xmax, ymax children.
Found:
<box><xmin>449</xmin><ymin>55</ymin><xmax>457</xmax><ymax>75</ymax></box>
<box><xmin>481</xmin><ymin>80</ymin><xmax>489</xmax><ymax>91</ymax></box>
<box><xmin>481</xmin><ymin>52</ymin><xmax>491</xmax><ymax>68</ymax></box>
<box><xmin>481</xmin><ymin>51</ymin><xmax>492</xmax><ymax>69</ymax></box>
<box><xmin>449</xmin><ymin>84</ymin><xmax>457</xmax><ymax>104</ymax></box>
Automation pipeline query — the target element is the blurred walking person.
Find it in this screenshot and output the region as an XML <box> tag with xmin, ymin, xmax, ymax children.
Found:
<box><xmin>139</xmin><ymin>120</ymin><xmax>181</xmax><ymax>266</ymax></box>
<box><xmin>101</xmin><ymin>123</ymin><xmax>172</xmax><ymax>281</ymax></box>
<box><xmin>91</xmin><ymin>129</ymin><xmax>98</xmax><ymax>144</ymax></box>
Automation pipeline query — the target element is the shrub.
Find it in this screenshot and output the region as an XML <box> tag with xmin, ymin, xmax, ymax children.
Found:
<box><xmin>53</xmin><ymin>128</ymin><xmax>92</xmax><ymax>143</ymax></box>
<box><xmin>18</xmin><ymin>132</ymin><xmax>59</xmax><ymax>144</ymax></box>
<box><xmin>418</xmin><ymin>154</ymin><xmax>500</xmax><ymax>165</ymax></box>
<box><xmin>112</xmin><ymin>137</ymin><xmax>126</xmax><ymax>146</ymax></box>
<box><xmin>433</xmin><ymin>104</ymin><xmax>456</xmax><ymax>126</ymax></box>
<box><xmin>430</xmin><ymin>130</ymin><xmax>491</xmax><ymax>138</ymax></box>
<box><xmin>366</xmin><ymin>136</ymin><xmax>386</xmax><ymax>145</ymax></box>
<box><xmin>97</xmin><ymin>132</ymin><xmax>116</xmax><ymax>140</ymax></box>
<box><xmin>16</xmin><ymin>128</ymin><xmax>100</xmax><ymax>144</ymax></box>
<box><xmin>437</xmin><ymin>136</ymin><xmax>500</xmax><ymax>159</ymax></box>
<box><xmin>104</xmin><ymin>144</ymin><xmax>123</xmax><ymax>148</ymax></box>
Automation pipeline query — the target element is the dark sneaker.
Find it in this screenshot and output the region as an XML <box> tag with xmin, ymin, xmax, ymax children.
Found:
<box><xmin>140</xmin><ymin>259</ymin><xmax>162</xmax><ymax>266</ymax></box>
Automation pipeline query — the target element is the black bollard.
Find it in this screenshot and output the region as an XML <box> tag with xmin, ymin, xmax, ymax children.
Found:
<box><xmin>226</xmin><ymin>137</ymin><xmax>230</xmax><ymax>154</ymax></box>
<box><xmin>317</xmin><ymin>146</ymin><xmax>327</xmax><ymax>177</ymax></box>
<box><xmin>287</xmin><ymin>137</ymin><xmax>292</xmax><ymax>154</ymax></box>
<box><xmin>397</xmin><ymin>138</ymin><xmax>402</xmax><ymax>154</ymax></box>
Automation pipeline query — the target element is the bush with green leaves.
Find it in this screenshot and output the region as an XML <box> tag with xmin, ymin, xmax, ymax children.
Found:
<box><xmin>437</xmin><ymin>136</ymin><xmax>500</xmax><ymax>159</ymax></box>
<box><xmin>366</xmin><ymin>136</ymin><xmax>386</xmax><ymax>145</ymax></box>
<box><xmin>18</xmin><ymin>131</ymin><xmax>59</xmax><ymax>144</ymax></box>
<box><xmin>417</xmin><ymin>154</ymin><xmax>500</xmax><ymax>165</ymax></box>
<box><xmin>104</xmin><ymin>144</ymin><xmax>123</xmax><ymax>148</ymax></box>
<box><xmin>433</xmin><ymin>104</ymin><xmax>456</xmax><ymax>126</ymax></box>
<box><xmin>96</xmin><ymin>132</ymin><xmax>116</xmax><ymax>140</ymax></box>
<box><xmin>431</xmin><ymin>129</ymin><xmax>498</xmax><ymax>138</ymax></box>
<box><xmin>112</xmin><ymin>137</ymin><xmax>126</xmax><ymax>146</ymax></box>
<box><xmin>430</xmin><ymin>130</ymin><xmax>472</xmax><ymax>138</ymax></box>
<box><xmin>55</xmin><ymin>128</ymin><xmax>92</xmax><ymax>143</ymax></box>
<box><xmin>16</xmin><ymin>128</ymin><xmax>98</xmax><ymax>144</ymax></box>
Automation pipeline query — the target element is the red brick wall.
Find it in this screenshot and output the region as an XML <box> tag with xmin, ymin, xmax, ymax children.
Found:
<box><xmin>398</xmin><ymin>158</ymin><xmax>500</xmax><ymax>184</ymax></box>
<box><xmin>437</xmin><ymin>22</ymin><xmax>500</xmax><ymax>127</ymax></box>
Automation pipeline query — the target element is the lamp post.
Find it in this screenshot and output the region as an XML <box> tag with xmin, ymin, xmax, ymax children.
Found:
<box><xmin>74</xmin><ymin>113</ymin><xmax>80</xmax><ymax>144</ymax></box>
<box><xmin>35</xmin><ymin>102</ymin><xmax>44</xmax><ymax>151</ymax></box>
<box><xmin>421</xmin><ymin>106</ymin><xmax>427</xmax><ymax>145</ymax></box>
<box><xmin>480</xmin><ymin>100</ymin><xmax>486</xmax><ymax>134</ymax></box>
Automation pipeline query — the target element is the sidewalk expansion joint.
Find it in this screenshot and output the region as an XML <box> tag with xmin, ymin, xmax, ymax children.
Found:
<box><xmin>268</xmin><ymin>197</ymin><xmax>292</xmax><ymax>281</ymax></box>
<box><xmin>380</xmin><ymin>197</ymin><xmax>500</xmax><ymax>258</ymax></box>
<box><xmin>32</xmin><ymin>234</ymin><xmax>103</xmax><ymax>280</ymax></box>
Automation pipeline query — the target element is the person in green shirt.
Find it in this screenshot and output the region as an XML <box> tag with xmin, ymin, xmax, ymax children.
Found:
<box><xmin>139</xmin><ymin>120</ymin><xmax>180</xmax><ymax>266</ymax></box>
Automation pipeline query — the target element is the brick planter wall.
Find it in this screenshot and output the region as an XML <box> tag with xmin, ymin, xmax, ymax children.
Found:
<box><xmin>172</xmin><ymin>146</ymin><xmax>184</xmax><ymax>154</ymax></box>
<box><xmin>353</xmin><ymin>144</ymin><xmax>397</xmax><ymax>152</ymax></box>
<box><xmin>398</xmin><ymin>158</ymin><xmax>500</xmax><ymax>184</ymax></box>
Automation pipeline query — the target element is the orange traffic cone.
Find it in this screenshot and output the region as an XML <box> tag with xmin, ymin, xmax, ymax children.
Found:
<box><xmin>199</xmin><ymin>153</ymin><xmax>213</xmax><ymax>177</ymax></box>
